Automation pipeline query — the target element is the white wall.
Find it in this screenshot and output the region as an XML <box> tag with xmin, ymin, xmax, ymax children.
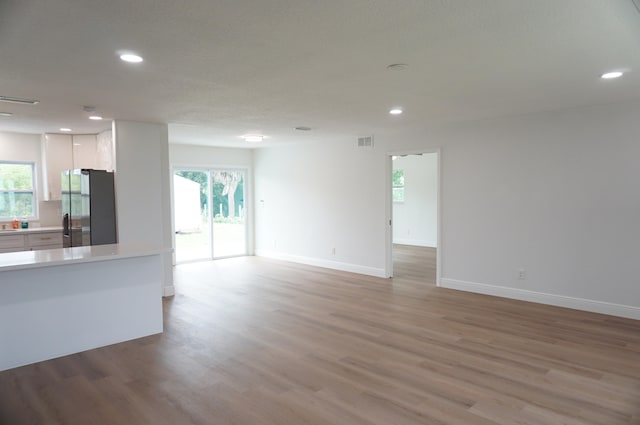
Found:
<box><xmin>170</xmin><ymin>144</ymin><xmax>253</xmax><ymax>168</ymax></box>
<box><xmin>114</xmin><ymin>121</ymin><xmax>174</xmax><ymax>296</ymax></box>
<box><xmin>392</xmin><ymin>153</ymin><xmax>438</xmax><ymax>247</ymax></box>
<box><xmin>254</xmin><ymin>100</ymin><xmax>640</xmax><ymax>319</ymax></box>
<box><xmin>0</xmin><ymin>131</ymin><xmax>42</xmax><ymax>172</ymax></box>
<box><xmin>254</xmin><ymin>140</ymin><xmax>386</xmax><ymax>277</ymax></box>
<box><xmin>425</xmin><ymin>102</ymin><xmax>640</xmax><ymax>319</ymax></box>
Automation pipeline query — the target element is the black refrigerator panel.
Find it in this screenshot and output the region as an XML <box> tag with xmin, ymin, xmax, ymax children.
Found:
<box><xmin>62</xmin><ymin>169</ymin><xmax>117</xmax><ymax>247</ymax></box>
<box><xmin>84</xmin><ymin>169</ymin><xmax>117</xmax><ymax>245</ymax></box>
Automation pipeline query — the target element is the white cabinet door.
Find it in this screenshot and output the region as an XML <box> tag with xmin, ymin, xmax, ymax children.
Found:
<box><xmin>0</xmin><ymin>234</ymin><xmax>26</xmax><ymax>252</ymax></box>
<box><xmin>26</xmin><ymin>232</ymin><xmax>63</xmax><ymax>249</ymax></box>
<box><xmin>43</xmin><ymin>134</ymin><xmax>73</xmax><ymax>200</ymax></box>
<box><xmin>72</xmin><ymin>134</ymin><xmax>98</xmax><ymax>170</ymax></box>
<box><xmin>43</xmin><ymin>133</ymin><xmax>104</xmax><ymax>200</ymax></box>
<box><xmin>96</xmin><ymin>130</ymin><xmax>115</xmax><ymax>171</ymax></box>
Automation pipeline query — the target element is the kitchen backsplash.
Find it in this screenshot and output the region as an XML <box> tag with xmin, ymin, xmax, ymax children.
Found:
<box><xmin>39</xmin><ymin>200</ymin><xmax>62</xmax><ymax>227</ymax></box>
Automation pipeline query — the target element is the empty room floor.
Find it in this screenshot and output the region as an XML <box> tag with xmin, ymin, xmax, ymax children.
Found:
<box><xmin>1</xmin><ymin>255</ymin><xmax>639</xmax><ymax>424</ymax></box>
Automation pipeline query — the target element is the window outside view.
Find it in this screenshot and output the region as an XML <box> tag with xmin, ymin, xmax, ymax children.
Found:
<box><xmin>0</xmin><ymin>162</ymin><xmax>35</xmax><ymax>219</ymax></box>
<box><xmin>392</xmin><ymin>169</ymin><xmax>405</xmax><ymax>203</ymax></box>
<box><xmin>173</xmin><ymin>169</ymin><xmax>246</xmax><ymax>262</ymax></box>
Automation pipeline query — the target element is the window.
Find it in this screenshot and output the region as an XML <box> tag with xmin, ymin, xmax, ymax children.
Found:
<box><xmin>0</xmin><ymin>162</ymin><xmax>36</xmax><ymax>219</ymax></box>
<box><xmin>392</xmin><ymin>169</ymin><xmax>405</xmax><ymax>202</ymax></box>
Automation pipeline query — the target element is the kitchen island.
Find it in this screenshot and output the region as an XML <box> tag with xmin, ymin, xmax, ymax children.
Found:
<box><xmin>0</xmin><ymin>244</ymin><xmax>165</xmax><ymax>371</ymax></box>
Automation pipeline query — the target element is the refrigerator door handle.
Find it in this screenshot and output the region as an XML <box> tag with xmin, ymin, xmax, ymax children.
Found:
<box><xmin>63</xmin><ymin>213</ymin><xmax>70</xmax><ymax>237</ymax></box>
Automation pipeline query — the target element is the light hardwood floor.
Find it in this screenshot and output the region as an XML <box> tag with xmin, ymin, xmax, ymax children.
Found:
<box><xmin>1</xmin><ymin>248</ymin><xmax>639</xmax><ymax>424</ymax></box>
<box><xmin>392</xmin><ymin>244</ymin><xmax>437</xmax><ymax>283</ymax></box>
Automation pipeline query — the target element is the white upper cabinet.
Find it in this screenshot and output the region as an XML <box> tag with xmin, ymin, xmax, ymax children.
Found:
<box><xmin>42</xmin><ymin>134</ymin><xmax>73</xmax><ymax>201</ymax></box>
<box><xmin>42</xmin><ymin>132</ymin><xmax>114</xmax><ymax>200</ymax></box>
<box><xmin>72</xmin><ymin>134</ymin><xmax>98</xmax><ymax>170</ymax></box>
<box><xmin>96</xmin><ymin>129</ymin><xmax>115</xmax><ymax>171</ymax></box>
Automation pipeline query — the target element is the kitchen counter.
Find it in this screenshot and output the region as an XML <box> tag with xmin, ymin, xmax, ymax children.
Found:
<box><xmin>0</xmin><ymin>243</ymin><xmax>165</xmax><ymax>371</ymax></box>
<box><xmin>0</xmin><ymin>226</ymin><xmax>62</xmax><ymax>234</ymax></box>
<box><xmin>0</xmin><ymin>243</ymin><xmax>163</xmax><ymax>272</ymax></box>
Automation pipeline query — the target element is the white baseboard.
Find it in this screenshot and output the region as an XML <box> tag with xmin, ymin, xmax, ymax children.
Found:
<box><xmin>393</xmin><ymin>239</ymin><xmax>437</xmax><ymax>248</ymax></box>
<box><xmin>440</xmin><ymin>278</ymin><xmax>640</xmax><ymax>320</ymax></box>
<box><xmin>162</xmin><ymin>285</ymin><xmax>175</xmax><ymax>297</ymax></box>
<box><xmin>255</xmin><ymin>250</ymin><xmax>386</xmax><ymax>278</ymax></box>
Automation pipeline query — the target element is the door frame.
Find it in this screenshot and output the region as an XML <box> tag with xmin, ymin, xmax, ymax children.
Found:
<box><xmin>385</xmin><ymin>148</ymin><xmax>442</xmax><ymax>286</ymax></box>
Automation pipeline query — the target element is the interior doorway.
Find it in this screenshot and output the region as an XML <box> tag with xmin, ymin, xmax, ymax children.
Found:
<box><xmin>173</xmin><ymin>168</ymin><xmax>248</xmax><ymax>263</ymax></box>
<box><xmin>386</xmin><ymin>150</ymin><xmax>440</xmax><ymax>285</ymax></box>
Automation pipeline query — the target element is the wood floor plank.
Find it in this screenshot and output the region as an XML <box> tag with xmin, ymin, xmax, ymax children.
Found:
<box><xmin>1</xmin><ymin>245</ymin><xmax>639</xmax><ymax>424</ymax></box>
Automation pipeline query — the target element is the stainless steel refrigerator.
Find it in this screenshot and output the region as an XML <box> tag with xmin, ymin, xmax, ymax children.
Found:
<box><xmin>62</xmin><ymin>169</ymin><xmax>117</xmax><ymax>247</ymax></box>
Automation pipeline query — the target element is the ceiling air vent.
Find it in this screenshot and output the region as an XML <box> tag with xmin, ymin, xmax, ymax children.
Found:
<box><xmin>357</xmin><ymin>135</ymin><xmax>374</xmax><ymax>148</ymax></box>
<box><xmin>0</xmin><ymin>96</ymin><xmax>39</xmax><ymax>105</ymax></box>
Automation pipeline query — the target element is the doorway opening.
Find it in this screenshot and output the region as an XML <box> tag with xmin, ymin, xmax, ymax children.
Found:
<box><xmin>386</xmin><ymin>150</ymin><xmax>440</xmax><ymax>285</ymax></box>
<box><xmin>173</xmin><ymin>168</ymin><xmax>248</xmax><ymax>263</ymax></box>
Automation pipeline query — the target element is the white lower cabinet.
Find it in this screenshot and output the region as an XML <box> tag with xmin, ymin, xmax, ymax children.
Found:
<box><xmin>0</xmin><ymin>235</ymin><xmax>26</xmax><ymax>252</ymax></box>
<box><xmin>0</xmin><ymin>231</ymin><xmax>63</xmax><ymax>252</ymax></box>
<box><xmin>26</xmin><ymin>232</ymin><xmax>63</xmax><ymax>250</ymax></box>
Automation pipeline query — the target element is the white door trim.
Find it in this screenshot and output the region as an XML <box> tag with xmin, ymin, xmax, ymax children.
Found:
<box><xmin>385</xmin><ymin>148</ymin><xmax>442</xmax><ymax>287</ymax></box>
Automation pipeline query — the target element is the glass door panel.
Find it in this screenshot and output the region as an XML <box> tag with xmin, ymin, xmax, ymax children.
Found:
<box><xmin>212</xmin><ymin>170</ymin><xmax>246</xmax><ymax>258</ymax></box>
<box><xmin>173</xmin><ymin>170</ymin><xmax>211</xmax><ymax>262</ymax></box>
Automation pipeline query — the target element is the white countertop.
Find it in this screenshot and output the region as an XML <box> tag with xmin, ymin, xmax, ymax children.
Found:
<box><xmin>0</xmin><ymin>226</ymin><xmax>63</xmax><ymax>235</ymax></box>
<box><xmin>0</xmin><ymin>244</ymin><xmax>165</xmax><ymax>272</ymax></box>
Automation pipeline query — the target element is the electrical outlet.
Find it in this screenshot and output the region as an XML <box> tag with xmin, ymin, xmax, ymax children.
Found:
<box><xmin>331</xmin><ymin>247</ymin><xmax>336</xmax><ymax>255</ymax></box>
<box><xmin>272</xmin><ymin>239</ymin><xmax>277</xmax><ymax>248</ymax></box>
<box><xmin>518</xmin><ymin>269</ymin><xmax>526</xmax><ymax>280</ymax></box>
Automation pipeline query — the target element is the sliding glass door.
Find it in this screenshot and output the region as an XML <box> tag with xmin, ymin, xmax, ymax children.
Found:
<box><xmin>173</xmin><ymin>168</ymin><xmax>247</xmax><ymax>263</ymax></box>
<box><xmin>173</xmin><ymin>170</ymin><xmax>211</xmax><ymax>263</ymax></box>
<box><xmin>212</xmin><ymin>170</ymin><xmax>246</xmax><ymax>258</ymax></box>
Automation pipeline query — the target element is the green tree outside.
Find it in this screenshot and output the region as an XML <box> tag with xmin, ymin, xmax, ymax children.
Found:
<box><xmin>176</xmin><ymin>170</ymin><xmax>244</xmax><ymax>219</ymax></box>
<box><xmin>0</xmin><ymin>163</ymin><xmax>35</xmax><ymax>218</ymax></box>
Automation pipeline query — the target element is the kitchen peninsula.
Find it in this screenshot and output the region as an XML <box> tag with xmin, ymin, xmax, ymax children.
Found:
<box><xmin>0</xmin><ymin>244</ymin><xmax>164</xmax><ymax>371</ymax></box>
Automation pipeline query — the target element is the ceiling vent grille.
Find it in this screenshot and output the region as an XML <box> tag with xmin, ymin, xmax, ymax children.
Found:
<box><xmin>357</xmin><ymin>135</ymin><xmax>374</xmax><ymax>148</ymax></box>
<box><xmin>0</xmin><ymin>96</ymin><xmax>39</xmax><ymax>105</ymax></box>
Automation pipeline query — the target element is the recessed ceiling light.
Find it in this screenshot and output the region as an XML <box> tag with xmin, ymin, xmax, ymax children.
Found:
<box><xmin>389</xmin><ymin>108</ymin><xmax>403</xmax><ymax>115</ymax></box>
<box><xmin>0</xmin><ymin>112</ymin><xmax>12</xmax><ymax>117</ymax></box>
<box><xmin>601</xmin><ymin>71</ymin><xmax>624</xmax><ymax>79</ymax></box>
<box><xmin>89</xmin><ymin>115</ymin><xmax>103</xmax><ymax>120</ymax></box>
<box><xmin>243</xmin><ymin>135</ymin><xmax>264</xmax><ymax>142</ymax></box>
<box><xmin>59</xmin><ymin>128</ymin><xmax>72</xmax><ymax>132</ymax></box>
<box><xmin>120</xmin><ymin>53</ymin><xmax>143</xmax><ymax>63</ymax></box>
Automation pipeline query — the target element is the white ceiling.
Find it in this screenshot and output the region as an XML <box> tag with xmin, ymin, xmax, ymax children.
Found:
<box><xmin>0</xmin><ymin>0</ymin><xmax>638</xmax><ymax>148</ymax></box>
